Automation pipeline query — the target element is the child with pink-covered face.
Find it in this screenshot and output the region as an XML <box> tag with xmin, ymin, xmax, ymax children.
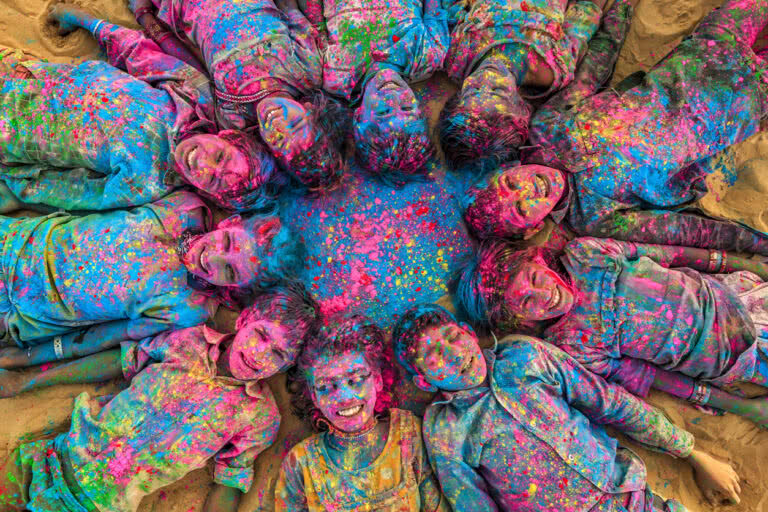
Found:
<box><xmin>275</xmin><ymin>314</ymin><xmax>448</xmax><ymax>511</ymax></box>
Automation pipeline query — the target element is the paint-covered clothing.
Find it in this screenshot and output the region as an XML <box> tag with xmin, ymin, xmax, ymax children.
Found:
<box><xmin>7</xmin><ymin>325</ymin><xmax>280</xmax><ymax>512</ymax></box>
<box><xmin>320</xmin><ymin>0</ymin><xmax>449</xmax><ymax>101</ymax></box>
<box><xmin>531</xmin><ymin>0</ymin><xmax>768</xmax><ymax>236</ymax></box>
<box><xmin>423</xmin><ymin>335</ymin><xmax>692</xmax><ymax>512</ymax></box>
<box><xmin>546</xmin><ymin>237</ymin><xmax>764</xmax><ymax>398</ymax></box>
<box><xmin>150</xmin><ymin>0</ymin><xmax>322</xmax><ymax>129</ymax></box>
<box><xmin>275</xmin><ymin>408</ymin><xmax>447</xmax><ymax>511</ymax></box>
<box><xmin>0</xmin><ymin>23</ymin><xmax>213</xmax><ymax>211</ymax></box>
<box><xmin>0</xmin><ymin>190</ymin><xmax>213</xmax><ymax>347</ymax></box>
<box><xmin>444</xmin><ymin>0</ymin><xmax>601</xmax><ymax>94</ymax></box>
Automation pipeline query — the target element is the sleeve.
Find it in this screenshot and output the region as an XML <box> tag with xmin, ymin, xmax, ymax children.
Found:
<box><xmin>417</xmin><ymin>440</ymin><xmax>451</xmax><ymax>512</ymax></box>
<box><xmin>213</xmin><ymin>393</ymin><xmax>281</xmax><ymax>493</ymax></box>
<box><xmin>274</xmin><ymin>450</ymin><xmax>311</xmax><ymax>512</ymax></box>
<box><xmin>530</xmin><ymin>0</ymin><xmax>632</xmax><ymax>145</ymax></box>
<box><xmin>120</xmin><ymin>326</ymin><xmax>203</xmax><ymax>379</ymax></box>
<box><xmin>536</xmin><ymin>341</ymin><xmax>694</xmax><ymax>458</ymax></box>
<box><xmin>552</xmin><ymin>1</ymin><xmax>602</xmax><ymax>84</ymax></box>
<box><xmin>441</xmin><ymin>0</ymin><xmax>469</xmax><ymax>28</ymax></box>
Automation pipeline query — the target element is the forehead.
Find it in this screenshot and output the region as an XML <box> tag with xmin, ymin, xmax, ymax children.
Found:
<box><xmin>236</xmin><ymin>318</ymin><xmax>293</xmax><ymax>347</ymax></box>
<box><xmin>310</xmin><ymin>351</ymin><xmax>371</xmax><ymax>380</ymax></box>
<box><xmin>416</xmin><ymin>323</ymin><xmax>459</xmax><ymax>351</ymax></box>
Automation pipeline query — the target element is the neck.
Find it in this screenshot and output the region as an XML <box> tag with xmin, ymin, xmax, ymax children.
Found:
<box><xmin>213</xmin><ymin>339</ymin><xmax>235</xmax><ymax>378</ymax></box>
<box><xmin>324</xmin><ymin>416</ymin><xmax>389</xmax><ymax>469</ymax></box>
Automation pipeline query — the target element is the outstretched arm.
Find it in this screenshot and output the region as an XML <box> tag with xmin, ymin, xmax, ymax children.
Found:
<box><xmin>203</xmin><ymin>485</ymin><xmax>242</xmax><ymax>512</ymax></box>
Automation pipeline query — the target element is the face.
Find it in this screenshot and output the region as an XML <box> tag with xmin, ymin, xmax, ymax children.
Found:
<box><xmin>221</xmin><ymin>319</ymin><xmax>296</xmax><ymax>380</ymax></box>
<box><xmin>175</xmin><ymin>134</ymin><xmax>252</xmax><ymax>195</ymax></box>
<box><xmin>309</xmin><ymin>351</ymin><xmax>383</xmax><ymax>433</ymax></box>
<box><xmin>458</xmin><ymin>57</ymin><xmax>530</xmax><ymax>121</ymax></box>
<box><xmin>182</xmin><ymin>216</ymin><xmax>278</xmax><ymax>287</ymax></box>
<box><xmin>473</xmin><ymin>164</ymin><xmax>566</xmax><ymax>234</ymax></box>
<box><xmin>413</xmin><ymin>322</ymin><xmax>487</xmax><ymax>391</ymax></box>
<box><xmin>504</xmin><ymin>257</ymin><xmax>574</xmax><ymax>321</ymax></box>
<box><xmin>257</xmin><ymin>96</ymin><xmax>316</xmax><ymax>162</ymax></box>
<box><xmin>357</xmin><ymin>68</ymin><xmax>425</xmax><ymax>136</ymax></box>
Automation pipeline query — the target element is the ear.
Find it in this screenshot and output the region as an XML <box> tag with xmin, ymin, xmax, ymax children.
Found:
<box><xmin>412</xmin><ymin>374</ymin><xmax>438</xmax><ymax>393</ymax></box>
<box><xmin>217</xmin><ymin>214</ymin><xmax>243</xmax><ymax>229</ymax></box>
<box><xmin>522</xmin><ymin>223</ymin><xmax>544</xmax><ymax>240</ymax></box>
<box><xmin>458</xmin><ymin>321</ymin><xmax>476</xmax><ymax>337</ymax></box>
<box><xmin>373</xmin><ymin>369</ymin><xmax>384</xmax><ymax>393</ymax></box>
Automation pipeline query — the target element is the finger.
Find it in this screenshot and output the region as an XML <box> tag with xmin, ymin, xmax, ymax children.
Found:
<box><xmin>734</xmin><ymin>479</ymin><xmax>742</xmax><ymax>495</ymax></box>
<box><xmin>703</xmin><ymin>489</ymin><xmax>716</xmax><ymax>506</ymax></box>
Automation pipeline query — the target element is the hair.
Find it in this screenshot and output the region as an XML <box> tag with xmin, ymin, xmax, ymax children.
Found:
<box><xmin>391</xmin><ymin>303</ymin><xmax>458</xmax><ymax>378</ymax></box>
<box><xmin>279</xmin><ymin>92</ymin><xmax>351</xmax><ymax>192</ymax></box>
<box><xmin>462</xmin><ymin>171</ymin><xmax>525</xmax><ymax>241</ymax></box>
<box><xmin>454</xmin><ymin>243</ymin><xmax>563</xmax><ymax>334</ymax></box>
<box><xmin>354</xmin><ymin>113</ymin><xmax>436</xmax><ymax>187</ymax></box>
<box><xmin>438</xmin><ymin>92</ymin><xmax>532</xmax><ymax>172</ymax></box>
<box><xmin>287</xmin><ymin>314</ymin><xmax>396</xmax><ymax>432</ymax></box>
<box><xmin>177</xmin><ymin>130</ymin><xmax>287</xmax><ymax>213</ymax></box>
<box><xmin>236</xmin><ymin>281</ymin><xmax>320</xmax><ymax>368</ymax></box>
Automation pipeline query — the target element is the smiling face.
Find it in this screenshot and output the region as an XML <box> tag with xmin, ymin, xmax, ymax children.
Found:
<box><xmin>221</xmin><ymin>319</ymin><xmax>297</xmax><ymax>381</ymax></box>
<box><xmin>182</xmin><ymin>216</ymin><xmax>279</xmax><ymax>287</ymax></box>
<box><xmin>357</xmin><ymin>68</ymin><xmax>425</xmax><ymax>137</ymax></box>
<box><xmin>504</xmin><ymin>256</ymin><xmax>574</xmax><ymax>322</ymax></box>
<box><xmin>174</xmin><ymin>134</ymin><xmax>252</xmax><ymax>195</ymax></box>
<box><xmin>308</xmin><ymin>351</ymin><xmax>383</xmax><ymax>433</ymax></box>
<box><xmin>412</xmin><ymin>322</ymin><xmax>487</xmax><ymax>391</ymax></box>
<box><xmin>257</xmin><ymin>96</ymin><xmax>316</xmax><ymax>163</ymax></box>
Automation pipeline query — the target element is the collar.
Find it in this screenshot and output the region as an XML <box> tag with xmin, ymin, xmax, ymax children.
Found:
<box><xmin>203</xmin><ymin>325</ymin><xmax>266</xmax><ymax>398</ymax></box>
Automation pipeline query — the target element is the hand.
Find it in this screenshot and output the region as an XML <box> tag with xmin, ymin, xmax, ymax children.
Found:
<box><xmin>47</xmin><ymin>3</ymin><xmax>91</xmax><ymax>36</ymax></box>
<box><xmin>743</xmin><ymin>396</ymin><xmax>768</xmax><ymax>429</ymax></box>
<box><xmin>0</xmin><ymin>181</ymin><xmax>22</xmax><ymax>214</ymax></box>
<box><xmin>687</xmin><ymin>449</ymin><xmax>741</xmax><ymax>505</ymax></box>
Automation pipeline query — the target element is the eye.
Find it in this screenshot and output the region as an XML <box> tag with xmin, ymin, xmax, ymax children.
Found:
<box><xmin>492</xmin><ymin>85</ymin><xmax>506</xmax><ymax>93</ymax></box>
<box><xmin>215</xmin><ymin>151</ymin><xmax>224</xmax><ymax>164</ymax></box>
<box><xmin>315</xmin><ymin>384</ymin><xmax>329</xmax><ymax>394</ymax></box>
<box><xmin>402</xmin><ymin>104</ymin><xmax>414</xmax><ymax>112</ymax></box>
<box><xmin>272</xmin><ymin>347</ymin><xmax>286</xmax><ymax>363</ymax></box>
<box><xmin>515</xmin><ymin>201</ymin><xmax>525</xmax><ymax>216</ymax></box>
<box><xmin>223</xmin><ymin>231</ymin><xmax>231</xmax><ymax>252</ymax></box>
<box><xmin>225</xmin><ymin>264</ymin><xmax>236</xmax><ymax>283</ymax></box>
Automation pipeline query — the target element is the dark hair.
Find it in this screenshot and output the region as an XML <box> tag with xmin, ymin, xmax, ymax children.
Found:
<box><xmin>354</xmin><ymin>114</ymin><xmax>435</xmax><ymax>187</ymax></box>
<box><xmin>438</xmin><ymin>92</ymin><xmax>531</xmax><ymax>172</ymax></box>
<box><xmin>454</xmin><ymin>243</ymin><xmax>561</xmax><ymax>334</ymax></box>
<box><xmin>462</xmin><ymin>171</ymin><xmax>526</xmax><ymax>241</ymax></box>
<box><xmin>392</xmin><ymin>303</ymin><xmax>457</xmax><ymax>378</ymax></box>
<box><xmin>279</xmin><ymin>92</ymin><xmax>351</xmax><ymax>192</ymax></box>
<box><xmin>236</xmin><ymin>281</ymin><xmax>320</xmax><ymax>367</ymax></box>
<box><xmin>287</xmin><ymin>314</ymin><xmax>396</xmax><ymax>432</ymax></box>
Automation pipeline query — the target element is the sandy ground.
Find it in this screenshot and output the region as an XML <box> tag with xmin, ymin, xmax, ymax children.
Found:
<box><xmin>2</xmin><ymin>0</ymin><xmax>768</xmax><ymax>510</ymax></box>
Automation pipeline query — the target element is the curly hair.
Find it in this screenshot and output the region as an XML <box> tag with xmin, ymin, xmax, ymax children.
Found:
<box><xmin>354</xmin><ymin>117</ymin><xmax>436</xmax><ymax>186</ymax></box>
<box><xmin>438</xmin><ymin>92</ymin><xmax>532</xmax><ymax>172</ymax></box>
<box><xmin>279</xmin><ymin>92</ymin><xmax>351</xmax><ymax>192</ymax></box>
<box><xmin>287</xmin><ymin>314</ymin><xmax>397</xmax><ymax>432</ymax></box>
<box><xmin>391</xmin><ymin>303</ymin><xmax>458</xmax><ymax>378</ymax></box>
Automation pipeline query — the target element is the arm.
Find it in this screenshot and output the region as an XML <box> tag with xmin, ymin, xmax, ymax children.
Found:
<box><xmin>203</xmin><ymin>484</ymin><xmax>242</xmax><ymax>512</ymax></box>
<box><xmin>274</xmin><ymin>452</ymin><xmax>310</xmax><ymax>512</ymax></box>
<box><xmin>426</xmin><ymin>453</ymin><xmax>499</xmax><ymax>512</ymax></box>
<box><xmin>418</xmin><ymin>441</ymin><xmax>449</xmax><ymax>512</ymax></box>
<box><xmin>553</xmin><ymin>1</ymin><xmax>603</xmax><ymax>81</ymax></box>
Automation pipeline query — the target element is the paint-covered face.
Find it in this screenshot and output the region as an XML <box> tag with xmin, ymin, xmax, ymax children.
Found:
<box><xmin>175</xmin><ymin>134</ymin><xmax>252</xmax><ymax>196</ymax></box>
<box><xmin>309</xmin><ymin>351</ymin><xmax>383</xmax><ymax>433</ymax></box>
<box><xmin>413</xmin><ymin>322</ymin><xmax>487</xmax><ymax>391</ymax></box>
<box><xmin>504</xmin><ymin>257</ymin><xmax>574</xmax><ymax>321</ymax></box>
<box><xmin>471</xmin><ymin>164</ymin><xmax>566</xmax><ymax>235</ymax></box>
<box><xmin>257</xmin><ymin>96</ymin><xmax>316</xmax><ymax>163</ymax></box>
<box><xmin>457</xmin><ymin>57</ymin><xmax>530</xmax><ymax>122</ymax></box>
<box><xmin>182</xmin><ymin>216</ymin><xmax>279</xmax><ymax>287</ymax></box>
<box><xmin>221</xmin><ymin>319</ymin><xmax>296</xmax><ymax>380</ymax></box>
<box><xmin>357</xmin><ymin>68</ymin><xmax>425</xmax><ymax>137</ymax></box>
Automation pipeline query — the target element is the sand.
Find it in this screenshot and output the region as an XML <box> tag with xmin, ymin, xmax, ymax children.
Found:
<box><xmin>2</xmin><ymin>0</ymin><xmax>768</xmax><ymax>510</ymax></box>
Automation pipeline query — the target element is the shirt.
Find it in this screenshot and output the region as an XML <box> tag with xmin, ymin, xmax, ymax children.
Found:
<box><xmin>423</xmin><ymin>335</ymin><xmax>694</xmax><ymax>511</ymax></box>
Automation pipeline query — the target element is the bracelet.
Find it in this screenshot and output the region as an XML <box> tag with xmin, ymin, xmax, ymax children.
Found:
<box><xmin>719</xmin><ymin>251</ymin><xmax>727</xmax><ymax>273</ymax></box>
<box><xmin>707</xmin><ymin>250</ymin><xmax>722</xmax><ymax>273</ymax></box>
<box><xmin>53</xmin><ymin>336</ymin><xmax>64</xmax><ymax>360</ymax></box>
<box><xmin>92</xmin><ymin>19</ymin><xmax>105</xmax><ymax>36</ymax></box>
<box><xmin>688</xmin><ymin>382</ymin><xmax>711</xmax><ymax>406</ymax></box>
<box><xmin>26</xmin><ymin>346</ymin><xmax>31</xmax><ymax>359</ymax></box>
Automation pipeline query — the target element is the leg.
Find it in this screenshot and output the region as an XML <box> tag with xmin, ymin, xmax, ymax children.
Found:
<box><xmin>694</xmin><ymin>0</ymin><xmax>768</xmax><ymax>47</ymax></box>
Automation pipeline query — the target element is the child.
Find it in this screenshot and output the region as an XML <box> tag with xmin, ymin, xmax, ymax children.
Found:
<box><xmin>464</xmin><ymin>0</ymin><xmax>768</xmax><ymax>246</ymax></box>
<box><xmin>275</xmin><ymin>314</ymin><xmax>448</xmax><ymax>511</ymax></box>
<box><xmin>438</xmin><ymin>0</ymin><xmax>607</xmax><ymax>170</ymax></box>
<box><xmin>457</xmin><ymin>238</ymin><xmax>768</xmax><ymax>428</ymax></box>
<box><xmin>122</xmin><ymin>0</ymin><xmax>348</xmax><ymax>191</ymax></box>
<box><xmin>313</xmin><ymin>0</ymin><xmax>448</xmax><ymax>183</ymax></box>
<box><xmin>0</xmin><ymin>190</ymin><xmax>301</xmax><ymax>370</ymax></box>
<box><xmin>393</xmin><ymin>303</ymin><xmax>743</xmax><ymax>510</ymax></box>
<box><xmin>0</xmin><ymin>10</ymin><xmax>282</xmax><ymax>213</ymax></box>
<box><xmin>0</xmin><ymin>283</ymin><xmax>319</xmax><ymax>512</ymax></box>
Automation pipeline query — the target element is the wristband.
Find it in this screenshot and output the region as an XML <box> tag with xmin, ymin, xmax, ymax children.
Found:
<box><xmin>719</xmin><ymin>252</ymin><xmax>727</xmax><ymax>273</ymax></box>
<box><xmin>688</xmin><ymin>382</ymin><xmax>711</xmax><ymax>406</ymax></box>
<box><xmin>707</xmin><ymin>250</ymin><xmax>723</xmax><ymax>274</ymax></box>
<box><xmin>53</xmin><ymin>336</ymin><xmax>64</xmax><ymax>360</ymax></box>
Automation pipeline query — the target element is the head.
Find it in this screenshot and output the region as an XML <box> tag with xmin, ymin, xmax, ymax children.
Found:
<box><xmin>181</xmin><ymin>213</ymin><xmax>302</xmax><ymax>292</ymax></box>
<box><xmin>174</xmin><ymin>130</ymin><xmax>286</xmax><ymax>212</ymax></box>
<box><xmin>455</xmin><ymin>243</ymin><xmax>574</xmax><ymax>334</ymax></box>
<box><xmin>439</xmin><ymin>58</ymin><xmax>532</xmax><ymax>171</ymax></box>
<box><xmin>289</xmin><ymin>315</ymin><xmax>396</xmax><ymax>433</ymax></box>
<box><xmin>464</xmin><ymin>164</ymin><xmax>566</xmax><ymax>240</ymax></box>
<box><xmin>218</xmin><ymin>281</ymin><xmax>320</xmax><ymax>381</ymax></box>
<box><xmin>392</xmin><ymin>304</ymin><xmax>487</xmax><ymax>393</ymax></box>
<box><xmin>354</xmin><ymin>68</ymin><xmax>435</xmax><ymax>185</ymax></box>
<box><xmin>257</xmin><ymin>92</ymin><xmax>349</xmax><ymax>191</ymax></box>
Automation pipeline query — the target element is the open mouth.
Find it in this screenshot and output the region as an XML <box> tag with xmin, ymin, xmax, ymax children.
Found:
<box><xmin>185</xmin><ymin>146</ymin><xmax>198</xmax><ymax>171</ymax></box>
<box><xmin>198</xmin><ymin>244</ymin><xmax>209</xmax><ymax>275</ymax></box>
<box><xmin>263</xmin><ymin>104</ymin><xmax>284</xmax><ymax>126</ymax></box>
<box><xmin>460</xmin><ymin>355</ymin><xmax>474</xmax><ymax>374</ymax></box>
<box><xmin>337</xmin><ymin>404</ymin><xmax>364</xmax><ymax>417</ymax></box>
<box><xmin>534</xmin><ymin>174</ymin><xmax>550</xmax><ymax>198</ymax></box>
<box><xmin>378</xmin><ymin>79</ymin><xmax>401</xmax><ymax>91</ymax></box>
<box><xmin>549</xmin><ymin>286</ymin><xmax>561</xmax><ymax>310</ymax></box>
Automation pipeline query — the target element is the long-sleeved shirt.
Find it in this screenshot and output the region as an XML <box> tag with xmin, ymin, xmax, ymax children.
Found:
<box><xmin>59</xmin><ymin>325</ymin><xmax>280</xmax><ymax>512</ymax></box>
<box><xmin>0</xmin><ymin>190</ymin><xmax>214</xmax><ymax>347</ymax></box>
<box><xmin>530</xmin><ymin>0</ymin><xmax>768</xmax><ymax>238</ymax></box>
<box><xmin>444</xmin><ymin>0</ymin><xmax>601</xmax><ymax>95</ymax></box>
<box><xmin>545</xmin><ymin>237</ymin><xmax>762</xmax><ymax>397</ymax></box>
<box><xmin>150</xmin><ymin>0</ymin><xmax>323</xmax><ymax>129</ymax></box>
<box><xmin>319</xmin><ymin>0</ymin><xmax>448</xmax><ymax>100</ymax></box>
<box><xmin>423</xmin><ymin>335</ymin><xmax>693</xmax><ymax>512</ymax></box>
<box><xmin>0</xmin><ymin>22</ymin><xmax>214</xmax><ymax>211</ymax></box>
